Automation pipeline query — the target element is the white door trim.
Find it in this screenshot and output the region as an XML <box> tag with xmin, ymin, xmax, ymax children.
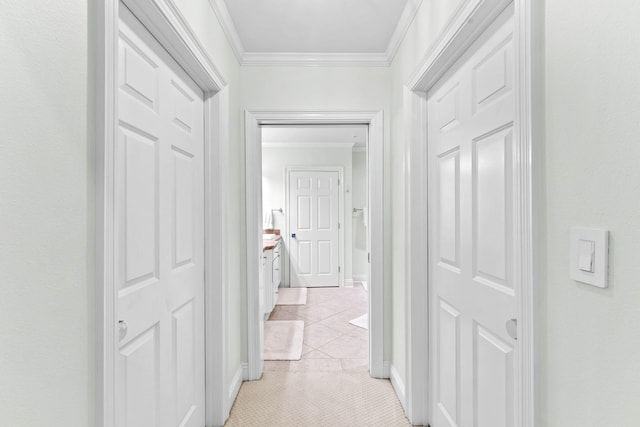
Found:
<box><xmin>245</xmin><ymin>110</ymin><xmax>385</xmax><ymax>380</ymax></box>
<box><xmin>284</xmin><ymin>166</ymin><xmax>345</xmax><ymax>287</ymax></box>
<box><xmin>403</xmin><ymin>0</ymin><xmax>543</xmax><ymax>425</ymax></box>
<box><xmin>94</xmin><ymin>1</ymin><xmax>231</xmax><ymax>426</ymax></box>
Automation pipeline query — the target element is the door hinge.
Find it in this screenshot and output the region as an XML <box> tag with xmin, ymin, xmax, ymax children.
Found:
<box><xmin>338</xmin><ymin>266</ymin><xmax>341</xmax><ymax>273</ymax></box>
<box><xmin>338</xmin><ymin>178</ymin><xmax>340</xmax><ymax>185</ymax></box>
<box><xmin>368</xmin><ymin>253</ymin><xmax>370</xmax><ymax>263</ymax></box>
<box><xmin>338</xmin><ymin>222</ymin><xmax>341</xmax><ymax>229</ymax></box>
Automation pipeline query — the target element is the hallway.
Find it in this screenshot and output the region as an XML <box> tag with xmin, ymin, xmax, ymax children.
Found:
<box><xmin>225</xmin><ymin>285</ymin><xmax>412</xmax><ymax>426</ymax></box>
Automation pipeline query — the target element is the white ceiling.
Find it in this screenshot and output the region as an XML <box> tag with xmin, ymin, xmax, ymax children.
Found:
<box><xmin>211</xmin><ymin>0</ymin><xmax>422</xmax><ymax>66</ymax></box>
<box><xmin>261</xmin><ymin>125</ymin><xmax>368</xmax><ymax>150</ymax></box>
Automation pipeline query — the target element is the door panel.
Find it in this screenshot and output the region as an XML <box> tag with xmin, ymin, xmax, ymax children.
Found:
<box><xmin>428</xmin><ymin>6</ymin><xmax>517</xmax><ymax>427</ymax></box>
<box><xmin>116</xmin><ymin>4</ymin><xmax>205</xmax><ymax>426</ymax></box>
<box><xmin>289</xmin><ymin>170</ymin><xmax>340</xmax><ymax>287</ymax></box>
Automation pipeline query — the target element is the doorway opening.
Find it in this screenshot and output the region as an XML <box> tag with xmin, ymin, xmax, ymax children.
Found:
<box><xmin>260</xmin><ymin>125</ymin><xmax>370</xmax><ymax>372</ymax></box>
<box><xmin>244</xmin><ymin>111</ymin><xmax>385</xmax><ymax>381</ymax></box>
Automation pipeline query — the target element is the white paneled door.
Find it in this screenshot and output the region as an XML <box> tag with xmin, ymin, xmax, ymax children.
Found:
<box><xmin>116</xmin><ymin>5</ymin><xmax>205</xmax><ymax>427</ymax></box>
<box><xmin>428</xmin><ymin>7</ymin><xmax>517</xmax><ymax>427</ymax></box>
<box><xmin>289</xmin><ymin>170</ymin><xmax>340</xmax><ymax>287</ymax></box>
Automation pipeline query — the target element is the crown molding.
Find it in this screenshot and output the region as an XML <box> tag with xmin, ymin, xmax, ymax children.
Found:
<box><xmin>207</xmin><ymin>0</ymin><xmax>245</xmax><ymax>63</ymax></box>
<box><xmin>241</xmin><ymin>52</ymin><xmax>390</xmax><ymax>67</ymax></box>
<box><xmin>385</xmin><ymin>0</ymin><xmax>423</xmax><ymax>63</ymax></box>
<box><xmin>262</xmin><ymin>142</ymin><xmax>358</xmax><ymax>149</ymax></box>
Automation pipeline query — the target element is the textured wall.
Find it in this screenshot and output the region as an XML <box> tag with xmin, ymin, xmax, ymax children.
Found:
<box><xmin>0</xmin><ymin>1</ymin><xmax>92</xmax><ymax>425</ymax></box>
<box><xmin>544</xmin><ymin>0</ymin><xmax>640</xmax><ymax>424</ymax></box>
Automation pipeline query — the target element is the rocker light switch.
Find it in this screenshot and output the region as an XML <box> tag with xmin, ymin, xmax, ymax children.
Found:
<box><xmin>570</xmin><ymin>227</ymin><xmax>609</xmax><ymax>288</ymax></box>
<box><xmin>578</xmin><ymin>240</ymin><xmax>594</xmax><ymax>272</ymax></box>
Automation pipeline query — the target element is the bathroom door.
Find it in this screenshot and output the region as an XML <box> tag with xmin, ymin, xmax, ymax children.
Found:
<box><xmin>427</xmin><ymin>7</ymin><xmax>519</xmax><ymax>427</ymax></box>
<box><xmin>115</xmin><ymin>5</ymin><xmax>205</xmax><ymax>426</ymax></box>
<box><xmin>288</xmin><ymin>170</ymin><xmax>340</xmax><ymax>287</ymax></box>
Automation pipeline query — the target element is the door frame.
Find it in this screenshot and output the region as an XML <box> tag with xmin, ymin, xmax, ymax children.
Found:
<box><xmin>403</xmin><ymin>0</ymin><xmax>543</xmax><ymax>425</ymax></box>
<box><xmin>284</xmin><ymin>166</ymin><xmax>345</xmax><ymax>288</ymax></box>
<box><xmin>94</xmin><ymin>1</ymin><xmax>231</xmax><ymax>426</ymax></box>
<box><xmin>245</xmin><ymin>110</ymin><xmax>385</xmax><ymax>380</ymax></box>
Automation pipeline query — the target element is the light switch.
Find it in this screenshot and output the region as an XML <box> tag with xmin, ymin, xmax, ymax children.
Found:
<box><xmin>578</xmin><ymin>239</ymin><xmax>594</xmax><ymax>272</ymax></box>
<box><xmin>570</xmin><ymin>227</ymin><xmax>609</xmax><ymax>288</ymax></box>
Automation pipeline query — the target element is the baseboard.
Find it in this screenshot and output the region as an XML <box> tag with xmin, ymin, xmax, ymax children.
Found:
<box><xmin>360</xmin><ymin>281</ymin><xmax>368</xmax><ymax>291</ymax></box>
<box><xmin>383</xmin><ymin>361</ymin><xmax>391</xmax><ymax>378</ymax></box>
<box><xmin>241</xmin><ymin>362</ymin><xmax>249</xmax><ymax>380</ymax></box>
<box><xmin>344</xmin><ymin>279</ymin><xmax>354</xmax><ymax>288</ymax></box>
<box><xmin>353</xmin><ymin>274</ymin><xmax>367</xmax><ymax>282</ymax></box>
<box><xmin>390</xmin><ymin>364</ymin><xmax>407</xmax><ymax>411</ymax></box>
<box><xmin>226</xmin><ymin>365</ymin><xmax>244</xmax><ymax>416</ymax></box>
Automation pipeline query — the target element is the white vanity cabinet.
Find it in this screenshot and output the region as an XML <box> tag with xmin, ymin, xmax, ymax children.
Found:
<box><xmin>263</xmin><ymin>240</ymin><xmax>282</xmax><ymax>318</ymax></box>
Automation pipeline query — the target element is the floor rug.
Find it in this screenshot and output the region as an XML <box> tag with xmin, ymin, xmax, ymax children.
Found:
<box><xmin>349</xmin><ymin>313</ymin><xmax>368</xmax><ymax>330</ymax></box>
<box><xmin>264</xmin><ymin>320</ymin><xmax>304</xmax><ymax>361</ymax></box>
<box><xmin>276</xmin><ymin>287</ymin><xmax>307</xmax><ymax>305</ymax></box>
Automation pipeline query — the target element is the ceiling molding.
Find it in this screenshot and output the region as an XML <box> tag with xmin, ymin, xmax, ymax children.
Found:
<box><xmin>262</xmin><ymin>142</ymin><xmax>358</xmax><ymax>149</ymax></box>
<box><xmin>241</xmin><ymin>52</ymin><xmax>390</xmax><ymax>67</ymax></box>
<box><xmin>209</xmin><ymin>0</ymin><xmax>424</xmax><ymax>67</ymax></box>
<box><xmin>385</xmin><ymin>0</ymin><xmax>423</xmax><ymax>63</ymax></box>
<box><xmin>207</xmin><ymin>0</ymin><xmax>245</xmax><ymax>63</ymax></box>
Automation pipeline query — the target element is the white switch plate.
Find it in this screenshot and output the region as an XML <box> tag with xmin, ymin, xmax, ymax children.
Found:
<box><xmin>570</xmin><ymin>227</ymin><xmax>609</xmax><ymax>288</ymax></box>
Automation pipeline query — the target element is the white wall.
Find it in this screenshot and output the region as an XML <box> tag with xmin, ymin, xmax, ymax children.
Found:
<box><xmin>544</xmin><ymin>0</ymin><xmax>640</xmax><ymax>425</ymax></box>
<box><xmin>389</xmin><ymin>0</ymin><xmax>465</xmax><ymax>388</ymax></box>
<box><xmin>0</xmin><ymin>1</ymin><xmax>92</xmax><ymax>425</ymax></box>
<box><xmin>262</xmin><ymin>146</ymin><xmax>354</xmax><ymax>284</ymax></box>
<box><xmin>352</xmin><ymin>152</ymin><xmax>368</xmax><ymax>281</ymax></box>
<box><xmin>241</xmin><ymin>66</ymin><xmax>393</xmax><ymax>360</ymax></box>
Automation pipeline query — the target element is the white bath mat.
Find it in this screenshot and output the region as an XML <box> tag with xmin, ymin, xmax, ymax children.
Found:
<box><xmin>349</xmin><ymin>313</ymin><xmax>368</xmax><ymax>330</ymax></box>
<box><xmin>264</xmin><ymin>320</ymin><xmax>304</xmax><ymax>361</ymax></box>
<box><xmin>277</xmin><ymin>287</ymin><xmax>308</xmax><ymax>305</ymax></box>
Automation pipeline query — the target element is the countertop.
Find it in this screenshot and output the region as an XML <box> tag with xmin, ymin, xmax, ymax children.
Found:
<box><xmin>263</xmin><ymin>234</ymin><xmax>281</xmax><ymax>252</ymax></box>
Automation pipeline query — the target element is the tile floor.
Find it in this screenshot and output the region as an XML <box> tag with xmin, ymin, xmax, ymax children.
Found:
<box><xmin>265</xmin><ymin>283</ymin><xmax>368</xmax><ymax>373</ymax></box>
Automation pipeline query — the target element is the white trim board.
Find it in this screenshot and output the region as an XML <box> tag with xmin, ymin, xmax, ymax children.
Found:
<box><xmin>94</xmin><ymin>1</ymin><xmax>230</xmax><ymax>426</ymax></box>
<box><xmin>244</xmin><ymin>110</ymin><xmax>385</xmax><ymax>380</ymax></box>
<box><xmin>403</xmin><ymin>0</ymin><xmax>543</xmax><ymax>425</ymax></box>
<box><xmin>208</xmin><ymin>0</ymin><xmax>422</xmax><ymax>67</ymax></box>
<box><xmin>284</xmin><ymin>166</ymin><xmax>346</xmax><ymax>288</ymax></box>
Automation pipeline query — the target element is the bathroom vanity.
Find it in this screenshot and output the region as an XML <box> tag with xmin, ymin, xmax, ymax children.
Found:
<box><xmin>262</xmin><ymin>234</ymin><xmax>282</xmax><ymax>318</ymax></box>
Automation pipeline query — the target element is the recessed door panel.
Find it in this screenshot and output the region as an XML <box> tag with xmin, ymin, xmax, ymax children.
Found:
<box><xmin>120</xmin><ymin>38</ymin><xmax>159</xmax><ymax>111</ymax></box>
<box><xmin>122</xmin><ymin>128</ymin><xmax>159</xmax><ymax>287</ymax></box>
<box><xmin>297</xmin><ymin>196</ymin><xmax>311</xmax><ymax>230</ymax></box>
<box><xmin>438</xmin><ymin>150</ymin><xmax>460</xmax><ymax>270</ymax></box>
<box><xmin>297</xmin><ymin>240</ymin><xmax>312</xmax><ymax>275</ymax></box>
<box><xmin>437</xmin><ymin>83</ymin><xmax>460</xmax><ymax>133</ymax></box>
<box><xmin>173</xmin><ymin>147</ymin><xmax>195</xmax><ymax>268</ymax></box>
<box><xmin>473</xmin><ymin>126</ymin><xmax>512</xmax><ymax>290</ymax></box>
<box><xmin>474</xmin><ymin>325</ymin><xmax>514</xmax><ymax>427</ymax></box>
<box><xmin>173</xmin><ymin>300</ymin><xmax>197</xmax><ymax>426</ymax></box>
<box><xmin>472</xmin><ymin>36</ymin><xmax>513</xmax><ymax>112</ymax></box>
<box><xmin>119</xmin><ymin>325</ymin><xmax>160</xmax><ymax>427</ymax></box>
<box><xmin>317</xmin><ymin>195</ymin><xmax>331</xmax><ymax>230</ymax></box>
<box><xmin>317</xmin><ymin>240</ymin><xmax>332</xmax><ymax>275</ymax></box>
<box><xmin>437</xmin><ymin>300</ymin><xmax>460</xmax><ymax>426</ymax></box>
<box><xmin>170</xmin><ymin>80</ymin><xmax>194</xmax><ymax>133</ymax></box>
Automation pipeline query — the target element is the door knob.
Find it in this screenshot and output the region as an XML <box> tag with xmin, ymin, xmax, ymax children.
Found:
<box><xmin>291</xmin><ymin>233</ymin><xmax>296</xmax><ymax>239</ymax></box>
<box><xmin>505</xmin><ymin>318</ymin><xmax>517</xmax><ymax>340</ymax></box>
<box><xmin>119</xmin><ymin>320</ymin><xmax>128</xmax><ymax>340</ymax></box>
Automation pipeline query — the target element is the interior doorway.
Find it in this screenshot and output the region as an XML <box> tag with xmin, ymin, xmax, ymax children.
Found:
<box><xmin>244</xmin><ymin>111</ymin><xmax>385</xmax><ymax>381</ymax></box>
